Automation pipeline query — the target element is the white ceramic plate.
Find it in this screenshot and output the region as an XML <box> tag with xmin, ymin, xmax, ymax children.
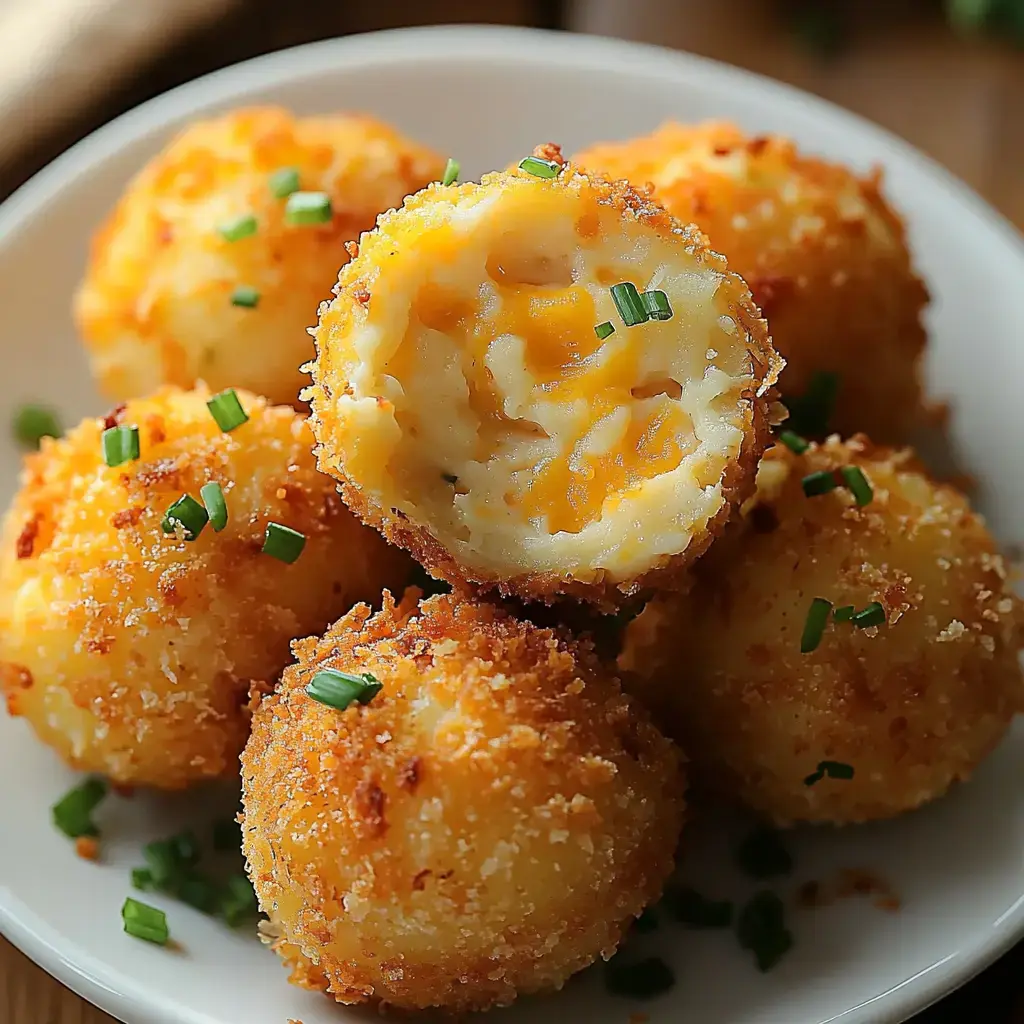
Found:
<box><xmin>1</xmin><ymin>24</ymin><xmax>1023</xmax><ymax>1024</ymax></box>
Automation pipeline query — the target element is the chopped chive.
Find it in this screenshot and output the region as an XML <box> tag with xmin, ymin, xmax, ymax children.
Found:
<box><xmin>122</xmin><ymin>897</ymin><xmax>169</xmax><ymax>946</ymax></box>
<box><xmin>841</xmin><ymin>465</ymin><xmax>873</xmax><ymax>507</ymax></box>
<box><xmin>663</xmin><ymin>885</ymin><xmax>734</xmax><ymax>928</ymax></box>
<box><xmin>785</xmin><ymin>370</ymin><xmax>840</xmax><ymax>437</ymax></box>
<box><xmin>632</xmin><ymin>907</ymin><xmax>659</xmax><ymax>934</ymax></box>
<box><xmin>640</xmin><ymin>289</ymin><xmax>673</xmax><ymax>321</ymax></box>
<box><xmin>13</xmin><ymin>404</ymin><xmax>61</xmax><ymax>449</ymax></box>
<box><xmin>219</xmin><ymin>873</ymin><xmax>258</xmax><ymax>927</ymax></box>
<box><xmin>610</xmin><ymin>282</ymin><xmax>648</xmax><ymax>327</ymax></box>
<box><xmin>169</xmin><ymin>830</ymin><xmax>201</xmax><ymax>867</ymax></box>
<box><xmin>736</xmin><ymin>891</ymin><xmax>793</xmax><ymax>972</ymax></box>
<box><xmin>778</xmin><ymin>430</ymin><xmax>809</xmax><ymax>455</ymax></box>
<box><xmin>802</xmin><ymin>470</ymin><xmax>837</xmax><ymax>497</ymax></box>
<box><xmin>268</xmin><ymin>166</ymin><xmax>300</xmax><ymax>199</ymax></box>
<box><xmin>230</xmin><ymin>285</ymin><xmax>260</xmax><ymax>309</ymax></box>
<box><xmin>212</xmin><ymin>817</ymin><xmax>242</xmax><ymax>852</ymax></box>
<box><xmin>801</xmin><ymin>597</ymin><xmax>833</xmax><ymax>654</ymax></box>
<box><xmin>852</xmin><ymin>601</ymin><xmax>886</xmax><ymax>629</ymax></box>
<box><xmin>200</xmin><ymin>481</ymin><xmax>228</xmax><ymax>532</ymax></box>
<box><xmin>284</xmin><ymin>191</ymin><xmax>333</xmax><ymax>226</ymax></box>
<box><xmin>605</xmin><ymin>956</ymin><xmax>675</xmax><ymax>999</ymax></box>
<box><xmin>306</xmin><ymin>668</ymin><xmax>382</xmax><ymax>711</ymax></box>
<box><xmin>833</xmin><ymin>605</ymin><xmax>855</xmax><ymax>622</ymax></box>
<box><xmin>736</xmin><ymin>827</ymin><xmax>793</xmax><ymax>880</ymax></box>
<box><xmin>178</xmin><ymin>872</ymin><xmax>218</xmax><ymax>914</ymax></box>
<box><xmin>441</xmin><ymin>158</ymin><xmax>460</xmax><ymax>186</ymax></box>
<box><xmin>52</xmin><ymin>777</ymin><xmax>107</xmax><ymax>838</ymax></box>
<box><xmin>102</xmin><ymin>425</ymin><xmax>140</xmax><ymax>468</ymax></box>
<box><xmin>262</xmin><ymin>522</ymin><xmax>306</xmax><ymax>563</ymax></box>
<box><xmin>518</xmin><ymin>155</ymin><xmax>561</xmax><ymax>179</ymax></box>
<box><xmin>218</xmin><ymin>213</ymin><xmax>257</xmax><ymax>242</ymax></box>
<box><xmin>131</xmin><ymin>867</ymin><xmax>155</xmax><ymax>891</ymax></box>
<box><xmin>161</xmin><ymin>494</ymin><xmax>209</xmax><ymax>541</ymax></box>
<box><xmin>143</xmin><ymin>839</ymin><xmax>181</xmax><ymax>889</ymax></box>
<box><xmin>206</xmin><ymin>388</ymin><xmax>248</xmax><ymax>432</ymax></box>
<box><xmin>805</xmin><ymin>759</ymin><xmax>855</xmax><ymax>786</ymax></box>
<box><xmin>594</xmin><ymin>320</ymin><xmax>616</xmax><ymax>340</ymax></box>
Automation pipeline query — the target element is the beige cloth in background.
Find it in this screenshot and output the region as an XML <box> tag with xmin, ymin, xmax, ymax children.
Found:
<box><xmin>0</xmin><ymin>0</ymin><xmax>235</xmax><ymax>171</ymax></box>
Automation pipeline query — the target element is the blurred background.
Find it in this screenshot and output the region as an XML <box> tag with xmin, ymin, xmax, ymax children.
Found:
<box><xmin>1</xmin><ymin>0</ymin><xmax>1023</xmax><ymax>1022</ymax></box>
<box><xmin>1</xmin><ymin>0</ymin><xmax>1023</xmax><ymax>230</ymax></box>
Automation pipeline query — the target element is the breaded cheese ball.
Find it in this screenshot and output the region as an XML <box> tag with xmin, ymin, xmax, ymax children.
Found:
<box><xmin>0</xmin><ymin>386</ymin><xmax>411</xmax><ymax>788</ymax></box>
<box><xmin>242</xmin><ymin>591</ymin><xmax>685</xmax><ymax>1012</ymax></box>
<box><xmin>576</xmin><ymin>123</ymin><xmax>930</xmax><ymax>441</ymax></box>
<box><xmin>619</xmin><ymin>436</ymin><xmax>1023</xmax><ymax>825</ymax></box>
<box><xmin>308</xmin><ymin>147</ymin><xmax>782</xmax><ymax>606</ymax></box>
<box><xmin>75</xmin><ymin>107</ymin><xmax>444</xmax><ymax>407</ymax></box>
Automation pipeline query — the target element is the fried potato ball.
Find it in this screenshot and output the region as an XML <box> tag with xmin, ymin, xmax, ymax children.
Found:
<box><xmin>619</xmin><ymin>436</ymin><xmax>1023</xmax><ymax>825</ymax></box>
<box><xmin>307</xmin><ymin>147</ymin><xmax>782</xmax><ymax>606</ymax></box>
<box><xmin>576</xmin><ymin>123</ymin><xmax>930</xmax><ymax>441</ymax></box>
<box><xmin>0</xmin><ymin>386</ymin><xmax>411</xmax><ymax>788</ymax></box>
<box><xmin>74</xmin><ymin>108</ymin><xmax>444</xmax><ymax>407</ymax></box>
<box><xmin>242</xmin><ymin>591</ymin><xmax>685</xmax><ymax>1012</ymax></box>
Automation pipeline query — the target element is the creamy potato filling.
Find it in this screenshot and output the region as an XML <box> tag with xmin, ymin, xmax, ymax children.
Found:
<box><xmin>334</xmin><ymin>176</ymin><xmax>765</xmax><ymax>582</ymax></box>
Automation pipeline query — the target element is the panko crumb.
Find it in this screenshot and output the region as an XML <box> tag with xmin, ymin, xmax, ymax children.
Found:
<box><xmin>74</xmin><ymin>107</ymin><xmax>444</xmax><ymax>408</ymax></box>
<box><xmin>576</xmin><ymin>122</ymin><xmax>930</xmax><ymax>442</ymax></box>
<box><xmin>621</xmin><ymin>435</ymin><xmax>1024</xmax><ymax>825</ymax></box>
<box><xmin>307</xmin><ymin>148</ymin><xmax>781</xmax><ymax>606</ymax></box>
<box><xmin>0</xmin><ymin>385</ymin><xmax>410</xmax><ymax>788</ymax></box>
<box><xmin>242</xmin><ymin>591</ymin><xmax>684</xmax><ymax>1012</ymax></box>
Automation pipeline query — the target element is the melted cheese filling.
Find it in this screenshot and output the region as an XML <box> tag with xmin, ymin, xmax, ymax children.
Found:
<box><xmin>336</xmin><ymin>179</ymin><xmax>762</xmax><ymax>582</ymax></box>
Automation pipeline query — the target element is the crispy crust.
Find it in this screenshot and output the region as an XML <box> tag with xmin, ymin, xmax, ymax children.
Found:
<box><xmin>0</xmin><ymin>385</ymin><xmax>411</xmax><ymax>787</ymax></box>
<box><xmin>306</xmin><ymin>145</ymin><xmax>783</xmax><ymax>608</ymax></box>
<box><xmin>242</xmin><ymin>591</ymin><xmax>685</xmax><ymax>1011</ymax></box>
<box><xmin>620</xmin><ymin>435</ymin><xmax>1024</xmax><ymax>825</ymax></box>
<box><xmin>74</xmin><ymin>107</ymin><xmax>444</xmax><ymax>408</ymax></box>
<box><xmin>576</xmin><ymin>122</ymin><xmax>930</xmax><ymax>442</ymax></box>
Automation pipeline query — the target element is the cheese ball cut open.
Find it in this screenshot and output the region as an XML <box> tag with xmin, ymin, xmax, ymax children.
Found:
<box><xmin>308</xmin><ymin>153</ymin><xmax>781</xmax><ymax>604</ymax></box>
<box><xmin>0</xmin><ymin>386</ymin><xmax>411</xmax><ymax>788</ymax></box>
<box><xmin>242</xmin><ymin>592</ymin><xmax>685</xmax><ymax>1012</ymax></box>
<box><xmin>576</xmin><ymin>123</ymin><xmax>930</xmax><ymax>441</ymax></box>
<box><xmin>619</xmin><ymin>437</ymin><xmax>1023</xmax><ymax>825</ymax></box>
<box><xmin>75</xmin><ymin>107</ymin><xmax>444</xmax><ymax>407</ymax></box>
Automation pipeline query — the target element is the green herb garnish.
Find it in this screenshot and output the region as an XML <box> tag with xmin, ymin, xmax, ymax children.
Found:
<box><xmin>102</xmin><ymin>425</ymin><xmax>140</xmax><ymax>467</ymax></box>
<box><xmin>802</xmin><ymin>470</ymin><xmax>837</xmax><ymax>497</ymax></box>
<box><xmin>306</xmin><ymin>668</ymin><xmax>382</xmax><ymax>711</ymax></box>
<box><xmin>161</xmin><ymin>494</ymin><xmax>208</xmax><ymax>541</ymax></box>
<box><xmin>778</xmin><ymin>430</ymin><xmax>809</xmax><ymax>455</ymax></box>
<box><xmin>663</xmin><ymin>885</ymin><xmax>734</xmax><ymax>928</ymax></box>
<box><xmin>441</xmin><ymin>158</ymin><xmax>460</xmax><ymax>186</ymax></box>
<box><xmin>52</xmin><ymin>778</ymin><xmax>107</xmax><ymax>838</ymax></box>
<box><xmin>206</xmin><ymin>388</ymin><xmax>248</xmax><ymax>432</ymax></box>
<box><xmin>852</xmin><ymin>601</ymin><xmax>886</xmax><ymax>629</ymax></box>
<box><xmin>284</xmin><ymin>191</ymin><xmax>333</xmax><ymax>226</ymax></box>
<box><xmin>230</xmin><ymin>285</ymin><xmax>260</xmax><ymax>308</ymax></box>
<box><xmin>736</xmin><ymin>891</ymin><xmax>793</xmax><ymax>971</ymax></box>
<box><xmin>736</xmin><ymin>827</ymin><xmax>793</xmax><ymax>880</ymax></box>
<box><xmin>641</xmin><ymin>289</ymin><xmax>673</xmax><ymax>321</ymax></box>
<box><xmin>200</xmin><ymin>481</ymin><xmax>228</xmax><ymax>532</ymax></box>
<box><xmin>804</xmin><ymin>760</ymin><xmax>856</xmax><ymax>786</ymax></box>
<box><xmin>262</xmin><ymin>522</ymin><xmax>306</xmax><ymax>563</ymax></box>
<box><xmin>268</xmin><ymin>167</ymin><xmax>300</xmax><ymax>199</ymax></box>
<box><xmin>611</xmin><ymin>282</ymin><xmax>648</xmax><ymax>327</ymax></box>
<box><xmin>518</xmin><ymin>156</ymin><xmax>560</xmax><ymax>179</ymax></box>
<box><xmin>122</xmin><ymin>897</ymin><xmax>169</xmax><ymax>945</ymax></box>
<box><xmin>800</xmin><ymin>597</ymin><xmax>833</xmax><ymax>654</ymax></box>
<box><xmin>840</xmin><ymin>465</ymin><xmax>873</xmax><ymax>507</ymax></box>
<box><xmin>13</xmin><ymin>404</ymin><xmax>61</xmax><ymax>449</ymax></box>
<box><xmin>594</xmin><ymin>320</ymin><xmax>615</xmax><ymax>340</ymax></box>
<box><xmin>604</xmin><ymin>956</ymin><xmax>675</xmax><ymax>999</ymax></box>
<box><xmin>218</xmin><ymin>213</ymin><xmax>257</xmax><ymax>242</ymax></box>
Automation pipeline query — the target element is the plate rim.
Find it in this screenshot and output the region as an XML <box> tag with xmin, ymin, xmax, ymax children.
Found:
<box><xmin>1</xmin><ymin>22</ymin><xmax>1023</xmax><ymax>1024</ymax></box>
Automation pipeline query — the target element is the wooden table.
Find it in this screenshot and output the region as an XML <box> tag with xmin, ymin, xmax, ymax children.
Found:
<box><xmin>3</xmin><ymin>1</ymin><xmax>1024</xmax><ymax>1021</ymax></box>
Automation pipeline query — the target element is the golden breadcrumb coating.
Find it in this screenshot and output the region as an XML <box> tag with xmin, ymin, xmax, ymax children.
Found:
<box><xmin>576</xmin><ymin>123</ymin><xmax>929</xmax><ymax>441</ymax></box>
<box><xmin>242</xmin><ymin>591</ymin><xmax>685</xmax><ymax>1012</ymax></box>
<box><xmin>620</xmin><ymin>436</ymin><xmax>1022</xmax><ymax>825</ymax></box>
<box><xmin>74</xmin><ymin>107</ymin><xmax>444</xmax><ymax>407</ymax></box>
<box><xmin>0</xmin><ymin>386</ymin><xmax>411</xmax><ymax>788</ymax></box>
<box><xmin>307</xmin><ymin>146</ymin><xmax>782</xmax><ymax>607</ymax></box>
